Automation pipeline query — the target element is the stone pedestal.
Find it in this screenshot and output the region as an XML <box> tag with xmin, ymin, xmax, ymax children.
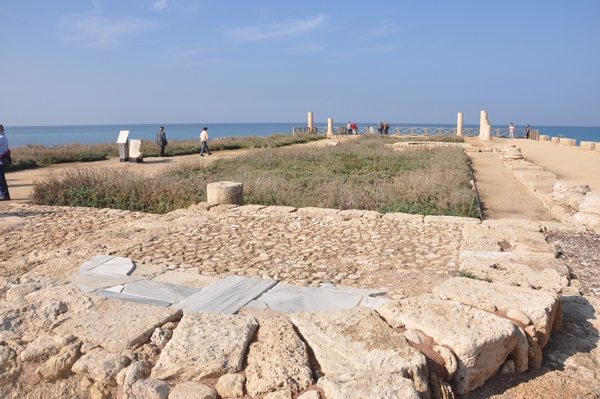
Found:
<box><xmin>479</xmin><ymin>110</ymin><xmax>492</xmax><ymax>141</ymax></box>
<box><xmin>308</xmin><ymin>112</ymin><xmax>314</xmax><ymax>134</ymax></box>
<box><xmin>457</xmin><ymin>112</ymin><xmax>464</xmax><ymax>137</ymax></box>
<box><xmin>551</xmin><ymin>137</ymin><xmax>560</xmax><ymax>144</ymax></box>
<box><xmin>559</xmin><ymin>138</ymin><xmax>576</xmax><ymax>146</ymax></box>
<box><xmin>206</xmin><ymin>181</ymin><xmax>244</xmax><ymax>206</ymax></box>
<box><xmin>580</xmin><ymin>141</ymin><xmax>595</xmax><ymax>151</ymax></box>
<box><xmin>539</xmin><ymin>135</ymin><xmax>550</xmax><ymax>142</ymax></box>
<box><xmin>326</xmin><ymin>118</ymin><xmax>334</xmax><ymax>137</ymax></box>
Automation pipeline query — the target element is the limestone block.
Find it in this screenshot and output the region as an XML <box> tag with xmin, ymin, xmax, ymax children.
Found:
<box><xmin>131</xmin><ymin>378</ymin><xmax>170</xmax><ymax>399</ymax></box>
<box><xmin>461</xmin><ymin>224</ymin><xmax>557</xmax><ymax>255</ymax></box>
<box><xmin>526</xmin><ymin>179</ymin><xmax>557</xmax><ymax>193</ymax></box>
<box><xmin>515</xmin><ymin>170</ymin><xmax>557</xmax><ymax>182</ymax></box>
<box><xmin>206</xmin><ymin>181</ymin><xmax>244</xmax><ymax>205</ymax></box>
<box><xmin>433</xmin><ymin>277</ymin><xmax>561</xmax><ymax>348</ymax></box>
<box><xmin>289</xmin><ymin>308</ymin><xmax>428</xmax><ymax>398</ymax></box>
<box><xmin>71</xmin><ymin>348</ymin><xmax>130</xmax><ymax>386</ymax></box>
<box><xmin>580</xmin><ymin>141</ymin><xmax>595</xmax><ymax>150</ymax></box>
<box><xmin>245</xmin><ymin>317</ymin><xmax>313</xmax><ymax>397</ymax></box>
<box><xmin>318</xmin><ymin>372</ymin><xmax>421</xmax><ymax>399</ymax></box>
<box><xmin>560</xmin><ymin>138</ymin><xmax>576</xmax><ymax>146</ymax></box>
<box><xmin>36</xmin><ymin>342</ymin><xmax>82</xmax><ymax>382</ymax></box>
<box><xmin>169</xmin><ymin>382</ymin><xmax>217</xmax><ymax>399</ymax></box>
<box><xmin>264</xmin><ymin>390</ymin><xmax>293</xmax><ymax>399</ymax></box>
<box><xmin>19</xmin><ymin>334</ymin><xmax>71</xmax><ymax>362</ymax></box>
<box><xmin>151</xmin><ymin>313</ymin><xmax>258</xmax><ymax>380</ymax></box>
<box><xmin>459</xmin><ymin>251</ymin><xmax>568</xmax><ymax>294</ymax></box>
<box><xmin>551</xmin><ymin>137</ymin><xmax>560</xmax><ymax>144</ymax></box>
<box><xmin>579</xmin><ymin>192</ymin><xmax>600</xmax><ymax>215</ymax></box>
<box><xmin>297</xmin><ymin>391</ymin><xmax>320</xmax><ymax>399</ymax></box>
<box><xmin>573</xmin><ymin>212</ymin><xmax>600</xmax><ymax>234</ymax></box>
<box><xmin>377</xmin><ymin>296</ymin><xmax>522</xmax><ymax>395</ymax></box>
<box><xmin>55</xmin><ymin>299</ymin><xmax>182</xmax><ymax>353</ymax></box>
<box><xmin>553</xmin><ymin>181</ymin><xmax>591</xmax><ymax>194</ymax></box>
<box><xmin>215</xmin><ymin>374</ymin><xmax>245</xmax><ymax>398</ymax></box>
<box><xmin>539</xmin><ymin>135</ymin><xmax>550</xmax><ymax>141</ymax></box>
<box><xmin>433</xmin><ymin>345</ymin><xmax>458</xmax><ymax>381</ymax></box>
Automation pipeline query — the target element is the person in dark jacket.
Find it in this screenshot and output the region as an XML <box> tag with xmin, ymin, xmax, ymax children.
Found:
<box><xmin>0</xmin><ymin>124</ymin><xmax>11</xmax><ymax>200</ymax></box>
<box><xmin>156</xmin><ymin>126</ymin><xmax>168</xmax><ymax>157</ymax></box>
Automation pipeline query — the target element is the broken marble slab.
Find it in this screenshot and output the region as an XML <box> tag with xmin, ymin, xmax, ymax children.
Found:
<box><xmin>71</xmin><ymin>271</ymin><xmax>143</xmax><ymax>293</ymax></box>
<box><xmin>151</xmin><ymin>312</ymin><xmax>258</xmax><ymax>380</ymax></box>
<box><xmin>258</xmin><ymin>283</ymin><xmax>364</xmax><ymax>313</ymax></box>
<box><xmin>123</xmin><ymin>280</ymin><xmax>200</xmax><ymax>304</ymax></box>
<box><xmin>55</xmin><ymin>299</ymin><xmax>182</xmax><ymax>353</ymax></box>
<box><xmin>94</xmin><ymin>290</ymin><xmax>172</xmax><ymax>307</ymax></box>
<box><xmin>151</xmin><ymin>271</ymin><xmax>220</xmax><ymax>289</ymax></box>
<box><xmin>172</xmin><ymin>276</ymin><xmax>277</xmax><ymax>314</ymax></box>
<box><xmin>79</xmin><ymin>255</ymin><xmax>117</xmax><ymax>273</ymax></box>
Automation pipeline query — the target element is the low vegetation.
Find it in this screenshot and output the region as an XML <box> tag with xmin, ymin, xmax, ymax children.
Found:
<box><xmin>7</xmin><ymin>134</ymin><xmax>325</xmax><ymax>170</ymax></box>
<box><xmin>31</xmin><ymin>135</ymin><xmax>479</xmax><ymax>218</ymax></box>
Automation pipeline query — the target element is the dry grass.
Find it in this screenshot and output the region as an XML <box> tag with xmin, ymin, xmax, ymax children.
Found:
<box><xmin>31</xmin><ymin>136</ymin><xmax>478</xmax><ymax>217</ymax></box>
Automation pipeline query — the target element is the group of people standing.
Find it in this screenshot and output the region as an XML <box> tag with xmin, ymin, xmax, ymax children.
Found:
<box><xmin>155</xmin><ymin>126</ymin><xmax>211</xmax><ymax>157</ymax></box>
<box><xmin>377</xmin><ymin>120</ymin><xmax>390</xmax><ymax>134</ymax></box>
<box><xmin>508</xmin><ymin>123</ymin><xmax>531</xmax><ymax>139</ymax></box>
<box><xmin>345</xmin><ymin>121</ymin><xmax>391</xmax><ymax>135</ymax></box>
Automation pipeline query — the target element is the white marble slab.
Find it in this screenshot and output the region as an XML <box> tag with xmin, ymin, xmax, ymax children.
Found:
<box><xmin>94</xmin><ymin>290</ymin><xmax>172</xmax><ymax>307</ymax></box>
<box><xmin>172</xmin><ymin>276</ymin><xmax>277</xmax><ymax>314</ymax></box>
<box><xmin>259</xmin><ymin>283</ymin><xmax>364</xmax><ymax>313</ymax></box>
<box><xmin>94</xmin><ymin>257</ymin><xmax>135</xmax><ymax>275</ymax></box>
<box><xmin>79</xmin><ymin>255</ymin><xmax>116</xmax><ymax>272</ymax></box>
<box><xmin>123</xmin><ymin>280</ymin><xmax>200</xmax><ymax>303</ymax></box>
<box><xmin>319</xmin><ymin>283</ymin><xmax>386</xmax><ymax>297</ymax></box>
<box><xmin>71</xmin><ymin>271</ymin><xmax>142</xmax><ymax>293</ymax></box>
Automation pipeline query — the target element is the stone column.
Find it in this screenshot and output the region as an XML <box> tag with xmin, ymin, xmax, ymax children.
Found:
<box><xmin>479</xmin><ymin>110</ymin><xmax>492</xmax><ymax>140</ymax></box>
<box><xmin>308</xmin><ymin>112</ymin><xmax>314</xmax><ymax>134</ymax></box>
<box><xmin>206</xmin><ymin>181</ymin><xmax>244</xmax><ymax>205</ymax></box>
<box><xmin>327</xmin><ymin>118</ymin><xmax>334</xmax><ymax>137</ymax></box>
<box><xmin>457</xmin><ymin>112</ymin><xmax>464</xmax><ymax>137</ymax></box>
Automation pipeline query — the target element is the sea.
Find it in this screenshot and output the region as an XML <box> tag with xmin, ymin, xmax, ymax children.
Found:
<box><xmin>4</xmin><ymin>123</ymin><xmax>600</xmax><ymax>148</ymax></box>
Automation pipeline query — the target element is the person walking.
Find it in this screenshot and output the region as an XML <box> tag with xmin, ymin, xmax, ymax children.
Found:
<box><xmin>525</xmin><ymin>124</ymin><xmax>531</xmax><ymax>139</ymax></box>
<box><xmin>200</xmin><ymin>127</ymin><xmax>211</xmax><ymax>156</ymax></box>
<box><xmin>0</xmin><ymin>125</ymin><xmax>11</xmax><ymax>200</ymax></box>
<box><xmin>156</xmin><ymin>126</ymin><xmax>168</xmax><ymax>157</ymax></box>
<box><xmin>509</xmin><ymin>122</ymin><xmax>515</xmax><ymax>139</ymax></box>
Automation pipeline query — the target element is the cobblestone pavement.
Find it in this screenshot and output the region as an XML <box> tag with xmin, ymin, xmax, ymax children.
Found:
<box><xmin>0</xmin><ymin>203</ymin><xmax>466</xmax><ymax>299</ymax></box>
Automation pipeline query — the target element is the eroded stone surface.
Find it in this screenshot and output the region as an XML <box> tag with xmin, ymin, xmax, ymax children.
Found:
<box><xmin>289</xmin><ymin>308</ymin><xmax>428</xmax><ymax>397</ymax></box>
<box><xmin>245</xmin><ymin>317</ymin><xmax>313</xmax><ymax>396</ymax></box>
<box><xmin>151</xmin><ymin>312</ymin><xmax>257</xmax><ymax>380</ymax></box>
<box><xmin>377</xmin><ymin>296</ymin><xmax>521</xmax><ymax>395</ymax></box>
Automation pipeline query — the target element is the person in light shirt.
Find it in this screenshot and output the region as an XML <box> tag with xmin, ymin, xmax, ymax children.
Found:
<box><xmin>200</xmin><ymin>127</ymin><xmax>211</xmax><ymax>156</ymax></box>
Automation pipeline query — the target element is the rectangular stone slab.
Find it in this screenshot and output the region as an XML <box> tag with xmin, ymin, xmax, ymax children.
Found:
<box><xmin>71</xmin><ymin>271</ymin><xmax>143</xmax><ymax>293</ymax></box>
<box><xmin>94</xmin><ymin>290</ymin><xmax>173</xmax><ymax>307</ymax></box>
<box><xmin>377</xmin><ymin>296</ymin><xmax>521</xmax><ymax>395</ymax></box>
<box><xmin>79</xmin><ymin>255</ymin><xmax>116</xmax><ymax>272</ymax></box>
<box><xmin>151</xmin><ymin>312</ymin><xmax>257</xmax><ymax>380</ymax></box>
<box><xmin>55</xmin><ymin>299</ymin><xmax>182</xmax><ymax>353</ymax></box>
<box><xmin>123</xmin><ymin>280</ymin><xmax>200</xmax><ymax>303</ymax></box>
<box><xmin>259</xmin><ymin>283</ymin><xmax>364</xmax><ymax>313</ymax></box>
<box><xmin>172</xmin><ymin>276</ymin><xmax>277</xmax><ymax>314</ymax></box>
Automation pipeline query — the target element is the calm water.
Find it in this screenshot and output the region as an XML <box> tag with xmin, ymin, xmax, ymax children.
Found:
<box><xmin>4</xmin><ymin>123</ymin><xmax>600</xmax><ymax>148</ymax></box>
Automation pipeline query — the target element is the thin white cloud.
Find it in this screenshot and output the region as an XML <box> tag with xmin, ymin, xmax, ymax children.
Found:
<box><xmin>286</xmin><ymin>44</ymin><xmax>323</xmax><ymax>54</ymax></box>
<box><xmin>225</xmin><ymin>15</ymin><xmax>325</xmax><ymax>43</ymax></box>
<box><xmin>60</xmin><ymin>9</ymin><xmax>157</xmax><ymax>47</ymax></box>
<box><xmin>335</xmin><ymin>45</ymin><xmax>400</xmax><ymax>57</ymax></box>
<box><xmin>152</xmin><ymin>0</ymin><xmax>167</xmax><ymax>11</ymax></box>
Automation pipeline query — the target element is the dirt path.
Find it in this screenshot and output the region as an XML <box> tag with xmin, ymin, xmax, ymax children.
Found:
<box><xmin>468</xmin><ymin>151</ymin><xmax>553</xmax><ymax>221</ymax></box>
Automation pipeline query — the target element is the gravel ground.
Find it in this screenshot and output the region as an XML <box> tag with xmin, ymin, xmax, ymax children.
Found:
<box><xmin>546</xmin><ymin>231</ymin><xmax>600</xmax><ymax>298</ymax></box>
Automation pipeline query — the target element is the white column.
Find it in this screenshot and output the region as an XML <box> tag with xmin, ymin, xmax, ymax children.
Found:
<box><xmin>308</xmin><ymin>112</ymin><xmax>314</xmax><ymax>134</ymax></box>
<box><xmin>457</xmin><ymin>112</ymin><xmax>464</xmax><ymax>137</ymax></box>
<box><xmin>479</xmin><ymin>110</ymin><xmax>492</xmax><ymax>140</ymax></box>
<box><xmin>327</xmin><ymin>118</ymin><xmax>334</xmax><ymax>137</ymax></box>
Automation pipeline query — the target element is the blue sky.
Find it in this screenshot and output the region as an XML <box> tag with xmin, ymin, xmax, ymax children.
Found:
<box><xmin>1</xmin><ymin>1</ymin><xmax>599</xmax><ymax>127</ymax></box>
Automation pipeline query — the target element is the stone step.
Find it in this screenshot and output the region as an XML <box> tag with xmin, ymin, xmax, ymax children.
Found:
<box><xmin>172</xmin><ymin>276</ymin><xmax>277</xmax><ymax>314</ymax></box>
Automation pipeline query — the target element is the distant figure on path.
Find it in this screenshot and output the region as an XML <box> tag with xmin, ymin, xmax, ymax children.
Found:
<box><xmin>509</xmin><ymin>122</ymin><xmax>515</xmax><ymax>139</ymax></box>
<box><xmin>0</xmin><ymin>125</ymin><xmax>11</xmax><ymax>200</ymax></box>
<box><xmin>347</xmin><ymin>121</ymin><xmax>352</xmax><ymax>134</ymax></box>
<box><xmin>200</xmin><ymin>127</ymin><xmax>211</xmax><ymax>156</ymax></box>
<box><xmin>352</xmin><ymin>122</ymin><xmax>358</xmax><ymax>135</ymax></box>
<box><xmin>384</xmin><ymin>121</ymin><xmax>390</xmax><ymax>134</ymax></box>
<box><xmin>526</xmin><ymin>124</ymin><xmax>531</xmax><ymax>139</ymax></box>
<box><xmin>377</xmin><ymin>120</ymin><xmax>383</xmax><ymax>134</ymax></box>
<box><xmin>156</xmin><ymin>126</ymin><xmax>168</xmax><ymax>157</ymax></box>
